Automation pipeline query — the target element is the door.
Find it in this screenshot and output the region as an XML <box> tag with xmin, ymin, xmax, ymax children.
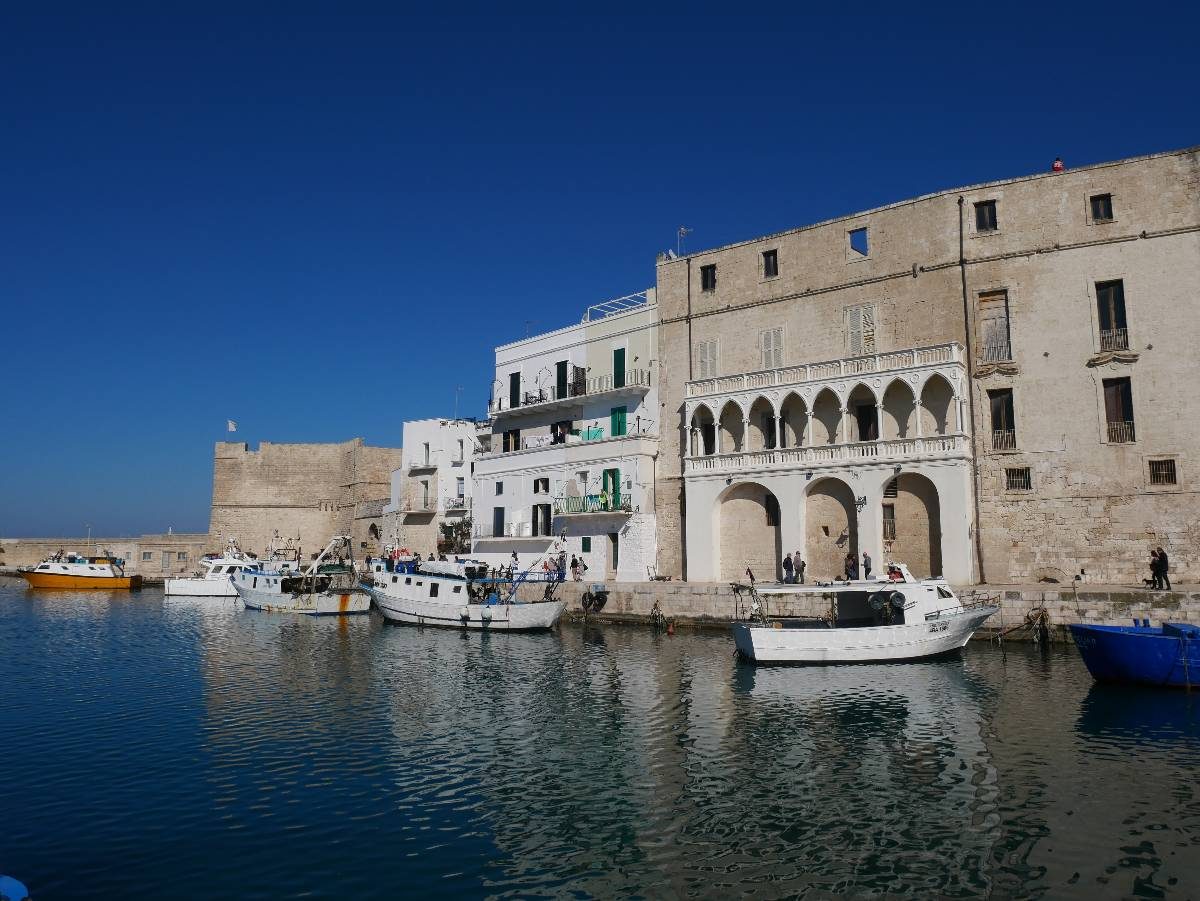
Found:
<box><xmin>607</xmin><ymin>533</ymin><xmax>619</xmax><ymax>578</ymax></box>
<box><xmin>602</xmin><ymin>468</ymin><xmax>621</xmax><ymax>509</ymax></box>
<box><xmin>492</xmin><ymin>506</ymin><xmax>505</xmax><ymax>537</ymax></box>
<box><xmin>610</xmin><ymin>406</ymin><xmax>627</xmax><ymax>437</ymax></box>
<box><xmin>509</xmin><ymin>372</ymin><xmax>521</xmax><ymax>408</ymax></box>
<box><xmin>613</xmin><ymin>347</ymin><xmax>625</xmax><ymax>388</ymax></box>
<box><xmin>556</xmin><ymin>360</ymin><xmax>568</xmax><ymax>399</ymax></box>
<box><xmin>161</xmin><ymin>551</ymin><xmax>171</xmax><ymax>573</ymax></box>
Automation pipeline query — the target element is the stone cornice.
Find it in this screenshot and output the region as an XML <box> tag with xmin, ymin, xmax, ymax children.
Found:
<box><xmin>1086</xmin><ymin>351</ymin><xmax>1140</xmax><ymax>367</ymax></box>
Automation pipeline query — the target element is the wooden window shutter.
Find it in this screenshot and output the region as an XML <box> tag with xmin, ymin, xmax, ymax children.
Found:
<box><xmin>861</xmin><ymin>306</ymin><xmax>875</xmax><ymax>353</ymax></box>
<box><xmin>847</xmin><ymin>306</ymin><xmax>863</xmax><ymax>355</ymax></box>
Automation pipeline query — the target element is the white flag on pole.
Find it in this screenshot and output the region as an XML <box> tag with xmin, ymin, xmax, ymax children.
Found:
<box><xmin>227</xmin><ymin>420</ymin><xmax>238</xmax><ymax>433</ymax></box>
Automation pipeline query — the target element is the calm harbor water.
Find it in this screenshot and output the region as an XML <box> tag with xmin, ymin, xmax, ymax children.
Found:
<box><xmin>1</xmin><ymin>583</ymin><xmax>1199</xmax><ymax>899</ymax></box>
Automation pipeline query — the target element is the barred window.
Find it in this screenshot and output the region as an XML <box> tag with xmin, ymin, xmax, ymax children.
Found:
<box><xmin>1149</xmin><ymin>459</ymin><xmax>1177</xmax><ymax>486</ymax></box>
<box><xmin>978</xmin><ymin>290</ymin><xmax>1012</xmax><ymax>362</ymax></box>
<box><xmin>1005</xmin><ymin>467</ymin><xmax>1032</xmax><ymax>491</ymax></box>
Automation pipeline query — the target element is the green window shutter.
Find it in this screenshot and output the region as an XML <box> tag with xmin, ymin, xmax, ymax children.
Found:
<box><xmin>613</xmin><ymin>348</ymin><xmax>626</xmax><ymax>388</ymax></box>
<box><xmin>610</xmin><ymin>406</ymin><xmax>627</xmax><ymax>437</ymax></box>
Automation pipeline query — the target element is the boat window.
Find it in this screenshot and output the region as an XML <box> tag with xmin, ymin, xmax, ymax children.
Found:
<box><xmin>38</xmin><ymin>565</ymin><xmax>48</xmax><ymax>570</ymax></box>
<box><xmin>253</xmin><ymin>577</ymin><xmax>258</xmax><ymax>588</ymax></box>
<box><xmin>453</xmin><ymin>585</ymin><xmax>462</xmax><ymax>593</ymax></box>
<box><xmin>405</xmin><ymin>577</ymin><xmax>412</xmax><ymax>585</ymax></box>
<box><xmin>937</xmin><ymin>586</ymin><xmax>954</xmax><ymax>599</ymax></box>
<box><xmin>391</xmin><ymin>575</ymin><xmax>398</xmax><ymax>583</ymax></box>
<box><xmin>416</xmin><ymin>581</ymin><xmax>423</xmax><ymax>587</ymax></box>
<box><xmin>430</xmin><ymin>583</ymin><xmax>439</xmax><ymax>597</ymax></box>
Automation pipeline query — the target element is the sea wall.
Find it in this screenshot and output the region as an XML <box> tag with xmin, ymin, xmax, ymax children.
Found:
<box><xmin>513</xmin><ymin>580</ymin><xmax>1200</xmax><ymax>641</ymax></box>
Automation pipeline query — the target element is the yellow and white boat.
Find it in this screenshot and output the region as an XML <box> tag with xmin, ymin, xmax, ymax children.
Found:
<box><xmin>19</xmin><ymin>552</ymin><xmax>143</xmax><ymax>590</ymax></box>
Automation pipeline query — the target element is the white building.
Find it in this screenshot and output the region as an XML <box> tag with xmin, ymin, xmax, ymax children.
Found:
<box><xmin>471</xmin><ymin>291</ymin><xmax>660</xmax><ymax>580</ymax></box>
<box><xmin>382</xmin><ymin>418</ymin><xmax>480</xmax><ymax>556</ymax></box>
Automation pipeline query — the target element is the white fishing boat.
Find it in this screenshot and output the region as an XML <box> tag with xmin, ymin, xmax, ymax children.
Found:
<box><xmin>365</xmin><ymin>546</ymin><xmax>566</xmax><ymax>631</ymax></box>
<box><xmin>232</xmin><ymin>536</ymin><xmax>369</xmax><ymax>615</ymax></box>
<box><xmin>731</xmin><ymin>563</ymin><xmax>998</xmax><ymax>665</ymax></box>
<box><xmin>164</xmin><ymin>538</ymin><xmax>261</xmax><ymax>597</ymax></box>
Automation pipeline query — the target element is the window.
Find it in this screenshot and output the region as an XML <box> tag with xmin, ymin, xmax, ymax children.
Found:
<box><xmin>508</xmin><ymin>372</ymin><xmax>521</xmax><ymax>408</ymax></box>
<box><xmin>988</xmin><ymin>388</ymin><xmax>1016</xmax><ymax>450</ymax></box>
<box><xmin>1149</xmin><ymin>459</ymin><xmax>1177</xmax><ymax>486</ymax></box>
<box><xmin>760</xmin><ymin>327</ymin><xmax>783</xmax><ymax>369</ymax></box>
<box><xmin>533</xmin><ymin>477</ymin><xmax>549</xmax><ymax>494</ymax></box>
<box><xmin>765</xmin><ymin>493</ymin><xmax>780</xmax><ymax>527</ymax></box>
<box><xmin>882</xmin><ymin>504</ymin><xmax>896</xmax><ymax>540</ymax></box>
<box><xmin>1103</xmin><ymin>377</ymin><xmax>1135</xmax><ymax>443</ymax></box>
<box><xmin>502</xmin><ymin>429</ymin><xmax>520</xmax><ymax>453</ymax></box>
<box><xmin>177</xmin><ymin>552</ymin><xmax>187</xmax><ymax>561</ymax></box>
<box><xmin>532</xmin><ymin>503</ymin><xmax>552</xmax><ymax>537</ymax></box>
<box><xmin>577</xmin><ymin>470</ymin><xmax>589</xmax><ymax>493</ymax></box>
<box><xmin>422</xmin><ymin>442</ymin><xmax>430</xmax><ymax>465</ymax></box>
<box><xmin>610</xmin><ymin>406</ymin><xmax>627</xmax><ymax>437</ymax></box>
<box><xmin>696</xmin><ymin>339</ymin><xmax>719</xmax><ymax>378</ymax></box>
<box><xmin>975</xmin><ymin>200</ymin><xmax>998</xmax><ymax>232</ymax></box>
<box><xmin>762</xmin><ymin>249</ymin><xmax>779</xmax><ymax>278</ymax></box>
<box><xmin>613</xmin><ymin>347</ymin><xmax>626</xmax><ymax>388</ymax></box>
<box><xmin>456</xmin><ymin>476</ymin><xmax>465</xmax><ymax>497</ymax></box>
<box><xmin>429</xmin><ymin>582</ymin><xmax>439</xmax><ymax>598</ymax></box>
<box><xmin>453</xmin><ymin>585</ymin><xmax>462</xmax><ymax>593</ymax></box>
<box><xmin>142</xmin><ymin>551</ymin><xmax>153</xmax><ymax>561</ymax></box>
<box><xmin>848</xmin><ymin>227</ymin><xmax>869</xmax><ymax>258</ymax></box>
<box><xmin>977</xmin><ymin>290</ymin><xmax>1012</xmax><ymax>362</ymax></box>
<box><xmin>845</xmin><ymin>304</ymin><xmax>876</xmax><ymax>355</ymax></box>
<box><xmin>582</xmin><ymin>536</ymin><xmax>592</xmax><ymax>553</ymax></box>
<box><xmin>456</xmin><ymin>439</ymin><xmax>464</xmax><ymax>461</ymax></box>
<box><xmin>551</xmin><ymin>419</ymin><xmax>572</xmax><ymax>444</ymax></box>
<box><xmin>1096</xmin><ymin>280</ymin><xmax>1129</xmax><ymax>351</ymax></box>
<box><xmin>495</xmin><ymin>481</ymin><xmax>503</xmax><ymax>495</ymax></box>
<box><xmin>700</xmin><ymin>264</ymin><xmax>717</xmax><ymax>292</ymax></box>
<box><xmin>1005</xmin><ymin>467</ymin><xmax>1033</xmax><ymax>491</ymax></box>
<box><xmin>421</xmin><ymin>481</ymin><xmax>430</xmax><ymax>507</ymax></box>
<box><xmin>1090</xmin><ymin>193</ymin><xmax>1114</xmax><ymax>223</ymax></box>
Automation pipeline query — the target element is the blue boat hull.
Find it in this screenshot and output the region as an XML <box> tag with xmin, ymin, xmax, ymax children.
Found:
<box><xmin>1070</xmin><ymin>622</ymin><xmax>1200</xmax><ymax>688</ymax></box>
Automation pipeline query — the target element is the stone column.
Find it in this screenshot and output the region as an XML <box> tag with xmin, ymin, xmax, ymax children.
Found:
<box><xmin>838</xmin><ymin>407</ymin><xmax>849</xmax><ymax>444</ymax></box>
<box><xmin>742</xmin><ymin>417</ymin><xmax>751</xmax><ymax>453</ymax></box>
<box><xmin>805</xmin><ymin>410</ymin><xmax>814</xmax><ymax>448</ymax></box>
<box><xmin>914</xmin><ymin>401</ymin><xmax>924</xmax><ymax>438</ymax></box>
<box><xmin>857</xmin><ymin>475</ymin><xmax>884</xmax><ymax>576</ymax></box>
<box><xmin>875</xmin><ymin>403</ymin><xmax>885</xmax><ymax>443</ymax></box>
<box><xmin>773</xmin><ymin>414</ymin><xmax>782</xmax><ymax>450</ymax></box>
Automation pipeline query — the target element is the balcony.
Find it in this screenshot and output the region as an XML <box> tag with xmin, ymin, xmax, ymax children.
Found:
<box><xmin>686</xmin><ymin>343</ymin><xmax>963</xmax><ymax>399</ymax></box>
<box><xmin>684</xmin><ymin>435</ymin><xmax>970</xmax><ymax>475</ymax></box>
<box><xmin>490</xmin><ymin>369</ymin><xmax>651</xmax><ymax>419</ymax></box>
<box><xmin>441</xmin><ymin>496</ymin><xmax>471</xmax><ymax>513</ymax></box>
<box><xmin>1100</xmin><ymin>328</ymin><xmax>1129</xmax><ymax>352</ymax></box>
<box><xmin>1107</xmin><ymin>420</ymin><xmax>1136</xmax><ymax>444</ymax></box>
<box><xmin>552</xmin><ymin>495</ymin><xmax>634</xmax><ymax>516</ymax></box>
<box><xmin>401</xmin><ymin>500</ymin><xmax>436</xmax><ymax>515</ymax></box>
<box><xmin>475</xmin><ymin>434</ymin><xmax>659</xmax><ymax>470</ymax></box>
<box><xmin>407</xmin><ymin>457</ymin><xmax>438</xmax><ymax>472</ymax></box>
<box><xmin>991</xmin><ymin>429</ymin><xmax>1017</xmax><ymax>451</ymax></box>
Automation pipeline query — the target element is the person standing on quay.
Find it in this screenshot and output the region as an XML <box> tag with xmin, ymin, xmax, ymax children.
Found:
<box><xmin>862</xmin><ymin>551</ymin><xmax>872</xmax><ymax>580</ymax></box>
<box><xmin>844</xmin><ymin>552</ymin><xmax>858</xmax><ymax>581</ymax></box>
<box><xmin>795</xmin><ymin>553</ymin><xmax>805</xmax><ymax>584</ymax></box>
<box><xmin>782</xmin><ymin>552</ymin><xmax>794</xmax><ymax>584</ymax></box>
<box><xmin>1158</xmin><ymin>546</ymin><xmax>1171</xmax><ymax>591</ymax></box>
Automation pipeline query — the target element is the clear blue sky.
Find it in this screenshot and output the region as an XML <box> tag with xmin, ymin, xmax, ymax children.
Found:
<box><xmin>2</xmin><ymin>3</ymin><xmax>1196</xmax><ymax>537</ymax></box>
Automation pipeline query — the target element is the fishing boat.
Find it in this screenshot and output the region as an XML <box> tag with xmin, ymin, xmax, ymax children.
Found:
<box><xmin>232</xmin><ymin>536</ymin><xmax>369</xmax><ymax>615</ymax></box>
<box><xmin>731</xmin><ymin>563</ymin><xmax>997</xmax><ymax>665</ymax></box>
<box><xmin>164</xmin><ymin>538</ymin><xmax>260</xmax><ymax>597</ymax></box>
<box><xmin>1070</xmin><ymin>620</ymin><xmax>1200</xmax><ymax>688</ymax></box>
<box><xmin>19</xmin><ymin>551</ymin><xmax>142</xmax><ymax>590</ymax></box>
<box><xmin>365</xmin><ymin>546</ymin><xmax>566</xmax><ymax>631</ymax></box>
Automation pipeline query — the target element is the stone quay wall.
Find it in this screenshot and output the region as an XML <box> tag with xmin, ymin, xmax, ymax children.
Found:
<box><xmin>510</xmin><ymin>579</ymin><xmax>1200</xmax><ymax>641</ymax></box>
<box><xmin>0</xmin><ymin>533</ymin><xmax>213</xmax><ymax>578</ymax></box>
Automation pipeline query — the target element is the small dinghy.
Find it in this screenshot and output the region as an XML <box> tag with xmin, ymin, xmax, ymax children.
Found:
<box><xmin>1070</xmin><ymin>621</ymin><xmax>1200</xmax><ymax>688</ymax></box>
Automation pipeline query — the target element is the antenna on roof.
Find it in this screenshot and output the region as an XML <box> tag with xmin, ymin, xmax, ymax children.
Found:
<box><xmin>677</xmin><ymin>226</ymin><xmax>692</xmax><ymax>256</ymax></box>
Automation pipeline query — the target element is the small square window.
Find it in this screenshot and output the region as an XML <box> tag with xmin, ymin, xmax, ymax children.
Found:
<box><xmin>177</xmin><ymin>552</ymin><xmax>188</xmax><ymax>561</ymax></box>
<box><xmin>700</xmin><ymin>264</ymin><xmax>717</xmax><ymax>292</ymax></box>
<box><xmin>1005</xmin><ymin>467</ymin><xmax>1032</xmax><ymax>491</ymax></box>
<box><xmin>975</xmin><ymin>200</ymin><xmax>998</xmax><ymax>232</ymax></box>
<box><xmin>1149</xmin><ymin>459</ymin><xmax>1177</xmax><ymax>486</ymax></box>
<box><xmin>142</xmin><ymin>551</ymin><xmax>153</xmax><ymax>561</ymax></box>
<box><xmin>762</xmin><ymin>249</ymin><xmax>779</xmax><ymax>278</ymax></box>
<box><xmin>1090</xmin><ymin>193</ymin><xmax>1113</xmax><ymax>223</ymax></box>
<box><xmin>848</xmin><ymin>227</ymin><xmax>869</xmax><ymax>257</ymax></box>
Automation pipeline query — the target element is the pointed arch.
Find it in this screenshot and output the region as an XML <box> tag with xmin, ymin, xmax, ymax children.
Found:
<box><xmin>920</xmin><ymin>373</ymin><xmax>956</xmax><ymax>435</ymax></box>
<box><xmin>718</xmin><ymin>400</ymin><xmax>746</xmax><ymax>453</ymax></box>
<box><xmin>881</xmin><ymin>378</ymin><xmax>917</xmax><ymax>440</ymax></box>
<box><xmin>811</xmin><ymin>387</ymin><xmax>842</xmax><ymax>445</ymax></box>
<box><xmin>779</xmin><ymin>391</ymin><xmax>808</xmax><ymax>448</ymax></box>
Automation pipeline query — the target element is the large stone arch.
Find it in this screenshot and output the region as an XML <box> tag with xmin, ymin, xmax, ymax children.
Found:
<box><xmin>715</xmin><ymin>481</ymin><xmax>782</xmax><ymax>582</ymax></box>
<box><xmin>879</xmin><ymin>471</ymin><xmax>943</xmax><ymax>578</ymax></box>
<box><xmin>805</xmin><ymin>476</ymin><xmax>858</xmax><ymax>580</ymax></box>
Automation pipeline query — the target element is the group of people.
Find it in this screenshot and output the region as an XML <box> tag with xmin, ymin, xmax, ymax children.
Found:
<box><xmin>780</xmin><ymin>552</ymin><xmax>806</xmax><ymax>584</ymax></box>
<box><xmin>527</xmin><ymin>549</ymin><xmax>590</xmax><ymax>582</ymax></box>
<box><xmin>1147</xmin><ymin>547</ymin><xmax>1172</xmax><ymax>590</ymax></box>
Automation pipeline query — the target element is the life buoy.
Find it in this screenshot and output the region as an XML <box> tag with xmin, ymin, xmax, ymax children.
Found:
<box><xmin>888</xmin><ymin>591</ymin><xmax>906</xmax><ymax>611</ymax></box>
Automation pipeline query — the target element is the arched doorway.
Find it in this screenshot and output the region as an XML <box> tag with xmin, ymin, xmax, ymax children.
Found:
<box><xmin>805</xmin><ymin>477</ymin><xmax>858</xmax><ymax>580</ymax></box>
<box><xmin>715</xmin><ymin>482</ymin><xmax>782</xmax><ymax>582</ymax></box>
<box><xmin>881</xmin><ymin>472</ymin><xmax>942</xmax><ymax>577</ymax></box>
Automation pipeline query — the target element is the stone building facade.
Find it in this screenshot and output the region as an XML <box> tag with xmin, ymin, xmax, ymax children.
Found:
<box><xmin>654</xmin><ymin>146</ymin><xmax>1200</xmax><ymax>585</ymax></box>
<box><xmin>208</xmin><ymin>438</ymin><xmax>401</xmax><ymax>559</ymax></box>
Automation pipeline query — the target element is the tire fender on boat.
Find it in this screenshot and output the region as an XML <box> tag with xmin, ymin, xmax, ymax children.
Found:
<box><xmin>459</xmin><ymin>607</ymin><xmax>470</xmax><ymax>619</ymax></box>
<box><xmin>481</xmin><ymin>607</ymin><xmax>493</xmax><ymax>621</ymax></box>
